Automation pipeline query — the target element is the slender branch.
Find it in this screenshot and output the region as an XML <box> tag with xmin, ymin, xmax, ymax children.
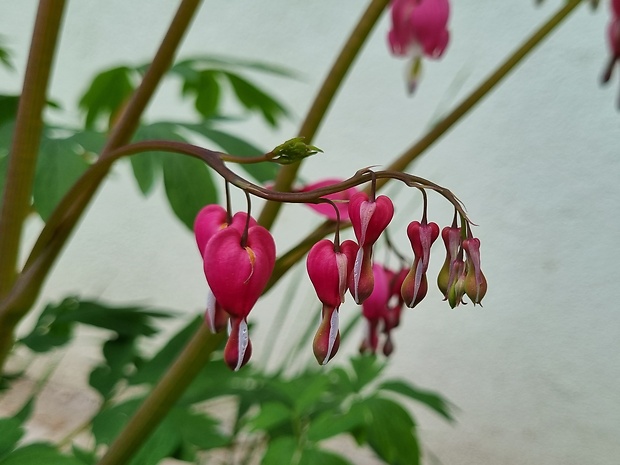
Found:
<box><xmin>97</xmin><ymin>325</ymin><xmax>226</xmax><ymax>465</ymax></box>
<box><xmin>257</xmin><ymin>0</ymin><xmax>391</xmax><ymax>229</ymax></box>
<box><xmin>266</xmin><ymin>0</ymin><xmax>585</xmax><ymax>289</ymax></box>
<box><xmin>0</xmin><ymin>0</ymin><xmax>66</xmax><ymax>298</ymax></box>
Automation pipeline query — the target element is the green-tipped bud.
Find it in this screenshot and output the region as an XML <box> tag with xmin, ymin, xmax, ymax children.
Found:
<box><xmin>269</xmin><ymin>137</ymin><xmax>323</xmax><ymax>165</ymax></box>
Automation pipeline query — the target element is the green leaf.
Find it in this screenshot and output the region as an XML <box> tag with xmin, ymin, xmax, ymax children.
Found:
<box><xmin>362</xmin><ymin>396</ymin><xmax>420</xmax><ymax>465</ymax></box>
<box><xmin>162</xmin><ymin>152</ymin><xmax>217</xmax><ymax>230</ymax></box>
<box><xmin>299</xmin><ymin>447</ymin><xmax>354</xmax><ymax>465</ymax></box>
<box><xmin>350</xmin><ymin>355</ymin><xmax>385</xmax><ymax>392</ymax></box>
<box><xmin>33</xmin><ymin>136</ymin><xmax>91</xmax><ymax>221</ymax></box>
<box><xmin>167</xmin><ymin>408</ymin><xmax>229</xmax><ymax>451</ymax></box>
<box><xmin>222</xmin><ymin>71</ymin><xmax>289</xmax><ymax>127</ymax></box>
<box><xmin>70</xmin><ymin>446</ymin><xmax>95</xmax><ymax>465</ymax></box>
<box><xmin>306</xmin><ymin>402</ymin><xmax>366</xmax><ymax>442</ymax></box>
<box><xmin>130</xmin><ymin>122</ymin><xmax>186</xmax><ymax>195</ymax></box>
<box><xmin>182</xmin><ymin>70</ymin><xmax>221</xmax><ymax>119</ymax></box>
<box><xmin>0</xmin><ymin>418</ymin><xmax>23</xmax><ymax>459</ymax></box>
<box><xmin>379</xmin><ymin>380</ymin><xmax>454</xmax><ymax>422</ymax></box>
<box><xmin>130</xmin><ymin>316</ymin><xmax>202</xmax><ymax>386</ymax></box>
<box><xmin>89</xmin><ymin>336</ymin><xmax>141</xmax><ymax>399</ymax></box>
<box><xmin>249</xmin><ymin>402</ymin><xmax>292</xmax><ymax>432</ymax></box>
<box><xmin>261</xmin><ymin>436</ymin><xmax>298</xmax><ymax>465</ymax></box>
<box><xmin>0</xmin><ymin>444</ymin><xmax>84</xmax><ymax>465</ymax></box>
<box><xmin>0</xmin><ymin>95</ymin><xmax>19</xmax><ymax>126</ymax></box>
<box><xmin>172</xmin><ymin>56</ymin><xmax>299</xmax><ymax>79</ymax></box>
<box><xmin>182</xmin><ymin>123</ymin><xmax>278</xmax><ymax>183</ymax></box>
<box><xmin>79</xmin><ymin>66</ymin><xmax>136</xmax><ymax>129</ymax></box>
<box><xmin>19</xmin><ymin>301</ymin><xmax>75</xmax><ymax>352</ymax></box>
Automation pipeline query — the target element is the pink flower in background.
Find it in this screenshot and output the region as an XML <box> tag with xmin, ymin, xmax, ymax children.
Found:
<box><xmin>387</xmin><ymin>0</ymin><xmax>450</xmax><ymax>93</ymax></box>
<box><xmin>298</xmin><ymin>178</ymin><xmax>360</xmax><ymax>221</ymax></box>
<box><xmin>603</xmin><ymin>0</ymin><xmax>620</xmax><ymax>105</ymax></box>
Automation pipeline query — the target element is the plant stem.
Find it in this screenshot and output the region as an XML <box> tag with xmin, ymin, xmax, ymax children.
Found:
<box><xmin>0</xmin><ymin>0</ymin><xmax>202</xmax><ymax>373</ymax></box>
<box><xmin>97</xmin><ymin>324</ymin><xmax>225</xmax><ymax>465</ymax></box>
<box><xmin>257</xmin><ymin>0</ymin><xmax>390</xmax><ymax>229</ymax></box>
<box><xmin>266</xmin><ymin>0</ymin><xmax>585</xmax><ymax>288</ymax></box>
<box><xmin>0</xmin><ymin>0</ymin><xmax>66</xmax><ymax>298</ymax></box>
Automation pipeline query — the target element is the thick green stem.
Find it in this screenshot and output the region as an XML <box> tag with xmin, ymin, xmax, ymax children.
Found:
<box><xmin>267</xmin><ymin>0</ymin><xmax>585</xmax><ymax>289</ymax></box>
<box><xmin>0</xmin><ymin>0</ymin><xmax>66</xmax><ymax>371</ymax></box>
<box><xmin>0</xmin><ymin>0</ymin><xmax>66</xmax><ymax>298</ymax></box>
<box><xmin>97</xmin><ymin>325</ymin><xmax>225</xmax><ymax>465</ymax></box>
<box><xmin>257</xmin><ymin>0</ymin><xmax>390</xmax><ymax>229</ymax></box>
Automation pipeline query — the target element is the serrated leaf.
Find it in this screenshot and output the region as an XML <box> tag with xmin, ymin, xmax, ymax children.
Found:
<box><xmin>182</xmin><ymin>124</ymin><xmax>278</xmax><ymax>183</ymax></box>
<box><xmin>0</xmin><ymin>418</ymin><xmax>23</xmax><ymax>459</ymax></box>
<box><xmin>222</xmin><ymin>71</ymin><xmax>289</xmax><ymax>127</ymax></box>
<box><xmin>0</xmin><ymin>444</ymin><xmax>84</xmax><ymax>465</ymax></box>
<box><xmin>261</xmin><ymin>436</ymin><xmax>298</xmax><ymax>465</ymax></box>
<box><xmin>162</xmin><ymin>152</ymin><xmax>217</xmax><ymax>230</ymax></box>
<box><xmin>379</xmin><ymin>380</ymin><xmax>454</xmax><ymax>422</ymax></box>
<box><xmin>79</xmin><ymin>66</ymin><xmax>136</xmax><ymax>129</ymax></box>
<box><xmin>249</xmin><ymin>402</ymin><xmax>292</xmax><ymax>432</ymax></box>
<box><xmin>33</xmin><ymin>136</ymin><xmax>91</xmax><ymax>221</ymax></box>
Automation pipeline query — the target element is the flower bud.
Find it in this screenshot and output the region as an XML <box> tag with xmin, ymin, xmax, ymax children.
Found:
<box><xmin>224</xmin><ymin>317</ymin><xmax>253</xmax><ymax>371</ymax></box>
<box><xmin>437</xmin><ymin>225</ymin><xmax>461</xmax><ymax>297</ymax></box>
<box><xmin>463</xmin><ymin>237</ymin><xmax>487</xmax><ymax>305</ymax></box>
<box><xmin>401</xmin><ymin>220</ymin><xmax>439</xmax><ymax>308</ymax></box>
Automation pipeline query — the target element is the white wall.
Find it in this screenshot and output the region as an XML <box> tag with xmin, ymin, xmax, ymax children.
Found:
<box><xmin>1</xmin><ymin>1</ymin><xmax>619</xmax><ymax>464</ymax></box>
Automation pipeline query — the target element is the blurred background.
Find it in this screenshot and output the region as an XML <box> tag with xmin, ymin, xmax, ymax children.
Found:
<box><xmin>0</xmin><ymin>1</ymin><xmax>619</xmax><ymax>464</ymax></box>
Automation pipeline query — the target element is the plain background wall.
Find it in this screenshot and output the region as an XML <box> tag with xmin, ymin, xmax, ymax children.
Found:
<box><xmin>1</xmin><ymin>1</ymin><xmax>619</xmax><ymax>464</ymax></box>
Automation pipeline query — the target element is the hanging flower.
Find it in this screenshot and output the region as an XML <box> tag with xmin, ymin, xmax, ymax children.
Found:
<box><xmin>387</xmin><ymin>0</ymin><xmax>451</xmax><ymax>93</ymax></box>
<box><xmin>298</xmin><ymin>178</ymin><xmax>361</xmax><ymax>221</ymax></box>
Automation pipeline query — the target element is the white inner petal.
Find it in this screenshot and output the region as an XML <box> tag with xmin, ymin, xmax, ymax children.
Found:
<box><xmin>235</xmin><ymin>319</ymin><xmax>249</xmax><ymax>372</ymax></box>
<box><xmin>353</xmin><ymin>246</ymin><xmax>364</xmax><ymax>303</ymax></box>
<box><xmin>322</xmin><ymin>309</ymin><xmax>339</xmax><ymax>366</ymax></box>
<box><xmin>336</xmin><ymin>253</ymin><xmax>348</xmax><ymax>303</ymax></box>
<box><xmin>205</xmin><ymin>286</ymin><xmax>217</xmax><ymax>333</ymax></box>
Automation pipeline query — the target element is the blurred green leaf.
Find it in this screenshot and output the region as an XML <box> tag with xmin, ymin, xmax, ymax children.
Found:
<box><xmin>350</xmin><ymin>355</ymin><xmax>385</xmax><ymax>392</ymax></box>
<box><xmin>0</xmin><ymin>444</ymin><xmax>84</xmax><ymax>465</ymax></box>
<box><xmin>0</xmin><ymin>96</ymin><xmax>19</xmax><ymax>126</ymax></box>
<box><xmin>79</xmin><ymin>66</ymin><xmax>136</xmax><ymax>129</ymax></box>
<box><xmin>70</xmin><ymin>446</ymin><xmax>95</xmax><ymax>465</ymax></box>
<box><xmin>261</xmin><ymin>436</ymin><xmax>298</xmax><ymax>465</ymax></box>
<box><xmin>181</xmin><ymin>70</ymin><xmax>221</xmax><ymax>119</ymax></box>
<box><xmin>130</xmin><ymin>122</ymin><xmax>187</xmax><ymax>195</ymax></box>
<box><xmin>162</xmin><ymin>152</ymin><xmax>217</xmax><ymax>230</ymax></box>
<box><xmin>362</xmin><ymin>396</ymin><xmax>420</xmax><ymax>465</ymax></box>
<box><xmin>181</xmin><ymin>123</ymin><xmax>278</xmax><ymax>183</ymax></box>
<box><xmin>172</xmin><ymin>56</ymin><xmax>299</xmax><ymax>80</ymax></box>
<box><xmin>306</xmin><ymin>402</ymin><xmax>366</xmax><ymax>442</ymax></box>
<box><xmin>299</xmin><ymin>447</ymin><xmax>354</xmax><ymax>465</ymax></box>
<box><xmin>222</xmin><ymin>71</ymin><xmax>289</xmax><ymax>127</ymax></box>
<box><xmin>33</xmin><ymin>136</ymin><xmax>91</xmax><ymax>221</ymax></box>
<box><xmin>379</xmin><ymin>380</ymin><xmax>454</xmax><ymax>422</ymax></box>
<box><xmin>89</xmin><ymin>336</ymin><xmax>142</xmax><ymax>399</ymax></box>
<box><xmin>0</xmin><ymin>38</ymin><xmax>13</xmax><ymax>71</ymax></box>
<box><xmin>0</xmin><ymin>418</ymin><xmax>23</xmax><ymax>459</ymax></box>
<box><xmin>248</xmin><ymin>401</ymin><xmax>292</xmax><ymax>432</ymax></box>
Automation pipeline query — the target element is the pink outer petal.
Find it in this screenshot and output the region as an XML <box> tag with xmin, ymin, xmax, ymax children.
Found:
<box><xmin>307</xmin><ymin>239</ymin><xmax>346</xmax><ymax>308</ymax></box>
<box><xmin>194</xmin><ymin>205</ymin><xmax>227</xmax><ymax>255</ymax></box>
<box><xmin>348</xmin><ymin>192</ymin><xmax>394</xmax><ymax>247</ymax></box>
<box><xmin>612</xmin><ymin>0</ymin><xmax>620</xmax><ymax>18</ymax></box>
<box><xmin>299</xmin><ymin>178</ymin><xmax>360</xmax><ymax>221</ymax></box>
<box><xmin>204</xmin><ymin>225</ymin><xmax>276</xmax><ymax>318</ymax></box>
<box><xmin>362</xmin><ymin>264</ymin><xmax>391</xmax><ymax>321</ymax></box>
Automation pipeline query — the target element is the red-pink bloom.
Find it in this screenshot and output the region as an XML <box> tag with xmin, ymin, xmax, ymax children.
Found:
<box><xmin>203</xmin><ymin>224</ymin><xmax>276</xmax><ymax>370</ymax></box>
<box><xmin>613</xmin><ymin>0</ymin><xmax>620</xmax><ymax>18</ymax></box>
<box><xmin>388</xmin><ymin>0</ymin><xmax>450</xmax><ymax>59</ymax></box>
<box><xmin>298</xmin><ymin>178</ymin><xmax>360</xmax><ymax>221</ymax></box>
<box><xmin>194</xmin><ymin>206</ymin><xmax>257</xmax><ymax>333</ymax></box>
<box><xmin>437</xmin><ymin>224</ymin><xmax>461</xmax><ymax>298</ymax></box>
<box><xmin>348</xmin><ymin>192</ymin><xmax>394</xmax><ymax>304</ymax></box>
<box><xmin>307</xmin><ymin>239</ymin><xmax>357</xmax><ymax>365</ymax></box>
<box><xmin>360</xmin><ymin>264</ymin><xmax>391</xmax><ymax>355</ymax></box>
<box><xmin>401</xmin><ymin>219</ymin><xmax>439</xmax><ymax>308</ymax></box>
<box><xmin>462</xmin><ymin>237</ymin><xmax>487</xmax><ymax>305</ymax></box>
<box><xmin>381</xmin><ymin>266</ymin><xmax>409</xmax><ymax>356</ymax></box>
<box><xmin>603</xmin><ymin>8</ymin><xmax>620</xmax><ymax>104</ymax></box>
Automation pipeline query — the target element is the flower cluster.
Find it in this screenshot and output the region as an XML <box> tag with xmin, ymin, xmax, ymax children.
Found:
<box><xmin>603</xmin><ymin>0</ymin><xmax>620</xmax><ymax>105</ymax></box>
<box><xmin>194</xmin><ymin>176</ymin><xmax>486</xmax><ymax>370</ymax></box>
<box><xmin>305</xmin><ymin>187</ymin><xmax>487</xmax><ymax>365</ymax></box>
<box><xmin>387</xmin><ymin>0</ymin><xmax>451</xmax><ymax>93</ymax></box>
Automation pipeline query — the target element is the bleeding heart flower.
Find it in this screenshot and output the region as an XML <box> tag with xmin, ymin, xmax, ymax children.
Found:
<box><xmin>437</xmin><ymin>224</ymin><xmax>461</xmax><ymax>298</ymax></box>
<box><xmin>462</xmin><ymin>237</ymin><xmax>487</xmax><ymax>306</ymax></box>
<box><xmin>359</xmin><ymin>264</ymin><xmax>391</xmax><ymax>355</ymax></box>
<box><xmin>194</xmin><ymin>206</ymin><xmax>257</xmax><ymax>333</ymax></box>
<box><xmin>298</xmin><ymin>178</ymin><xmax>360</xmax><ymax>221</ymax></box>
<box><xmin>307</xmin><ymin>239</ymin><xmax>357</xmax><ymax>365</ymax></box>
<box><xmin>401</xmin><ymin>219</ymin><xmax>439</xmax><ymax>308</ymax></box>
<box><xmin>203</xmin><ymin>224</ymin><xmax>276</xmax><ymax>370</ymax></box>
<box><xmin>388</xmin><ymin>0</ymin><xmax>450</xmax><ymax>93</ymax></box>
<box><xmin>348</xmin><ymin>192</ymin><xmax>394</xmax><ymax>304</ymax></box>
